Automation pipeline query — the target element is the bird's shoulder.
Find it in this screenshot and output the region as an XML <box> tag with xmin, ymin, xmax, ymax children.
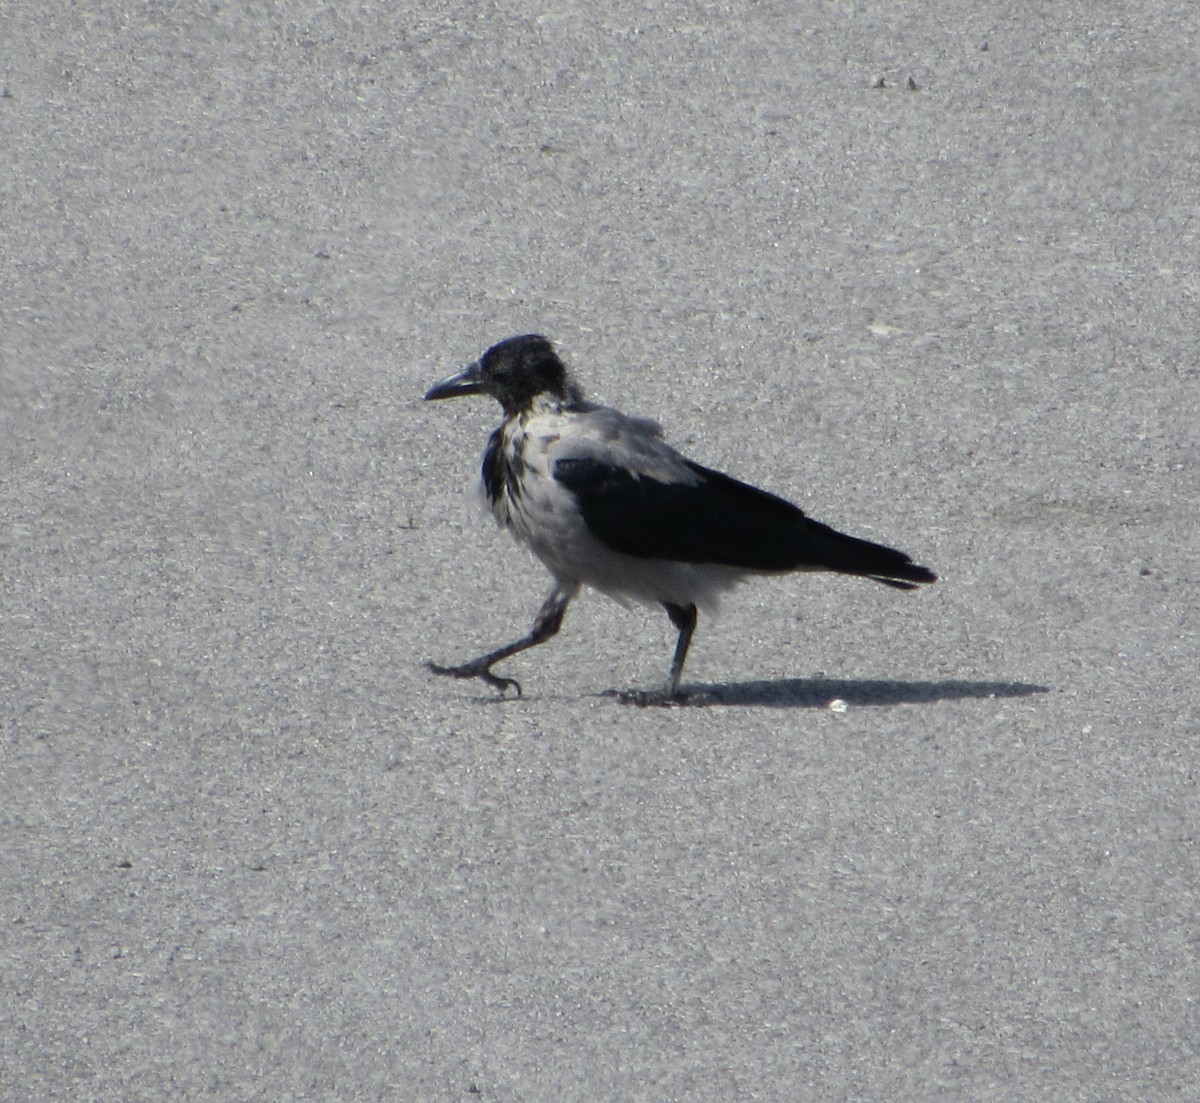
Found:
<box><xmin>527</xmin><ymin>401</ymin><xmax>698</xmax><ymax>486</ymax></box>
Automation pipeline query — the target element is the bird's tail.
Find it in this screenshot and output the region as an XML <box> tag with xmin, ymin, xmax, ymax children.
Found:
<box><xmin>800</xmin><ymin>519</ymin><xmax>937</xmax><ymax>589</ymax></box>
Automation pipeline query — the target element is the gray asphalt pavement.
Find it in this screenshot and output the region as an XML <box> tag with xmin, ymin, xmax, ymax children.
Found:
<box><xmin>3</xmin><ymin>3</ymin><xmax>1198</xmax><ymax>1100</ymax></box>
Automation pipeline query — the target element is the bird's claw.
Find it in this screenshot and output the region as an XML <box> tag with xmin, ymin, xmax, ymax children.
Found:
<box><xmin>427</xmin><ymin>660</ymin><xmax>523</xmax><ymax>699</ymax></box>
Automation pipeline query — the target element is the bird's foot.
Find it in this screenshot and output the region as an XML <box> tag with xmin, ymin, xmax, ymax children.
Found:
<box><xmin>427</xmin><ymin>659</ymin><xmax>523</xmax><ymax>698</ymax></box>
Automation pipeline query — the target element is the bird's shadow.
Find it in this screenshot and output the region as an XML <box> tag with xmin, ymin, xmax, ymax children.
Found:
<box><xmin>603</xmin><ymin>677</ymin><xmax>1051</xmax><ymax>709</ymax></box>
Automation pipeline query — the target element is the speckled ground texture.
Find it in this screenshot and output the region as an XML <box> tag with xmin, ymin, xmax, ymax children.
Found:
<box><xmin>3</xmin><ymin>3</ymin><xmax>1198</xmax><ymax>1100</ymax></box>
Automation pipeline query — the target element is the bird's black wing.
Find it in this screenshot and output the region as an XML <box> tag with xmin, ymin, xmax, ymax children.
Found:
<box><xmin>553</xmin><ymin>456</ymin><xmax>935</xmax><ymax>585</ymax></box>
<box><xmin>553</xmin><ymin>456</ymin><xmax>807</xmax><ymax>568</ymax></box>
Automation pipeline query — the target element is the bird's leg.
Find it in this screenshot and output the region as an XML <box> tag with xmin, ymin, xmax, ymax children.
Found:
<box><xmin>663</xmin><ymin>602</ymin><xmax>698</xmax><ymax>697</ymax></box>
<box><xmin>428</xmin><ymin>584</ymin><xmax>577</xmax><ymax>698</ymax></box>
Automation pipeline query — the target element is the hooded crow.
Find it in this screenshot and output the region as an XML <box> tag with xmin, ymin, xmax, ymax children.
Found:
<box><xmin>425</xmin><ymin>334</ymin><xmax>936</xmax><ymax>699</ymax></box>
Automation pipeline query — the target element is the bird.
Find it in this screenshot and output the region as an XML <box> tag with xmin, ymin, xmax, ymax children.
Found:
<box><xmin>424</xmin><ymin>334</ymin><xmax>936</xmax><ymax>701</ymax></box>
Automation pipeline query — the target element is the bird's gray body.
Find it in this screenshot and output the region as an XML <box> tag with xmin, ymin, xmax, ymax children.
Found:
<box><xmin>483</xmin><ymin>397</ymin><xmax>749</xmax><ymax>615</ymax></box>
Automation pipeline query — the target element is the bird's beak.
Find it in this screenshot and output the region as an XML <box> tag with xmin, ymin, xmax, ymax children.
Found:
<box><xmin>424</xmin><ymin>359</ymin><xmax>484</xmax><ymax>401</ymax></box>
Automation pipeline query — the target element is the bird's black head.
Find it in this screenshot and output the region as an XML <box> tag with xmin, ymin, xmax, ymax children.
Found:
<box><xmin>425</xmin><ymin>334</ymin><xmax>582</xmax><ymax>415</ymax></box>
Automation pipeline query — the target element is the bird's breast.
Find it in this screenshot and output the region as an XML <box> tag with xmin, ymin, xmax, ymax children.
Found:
<box><xmin>480</xmin><ymin>425</ymin><xmax>521</xmax><ymax>521</ymax></box>
<box><xmin>480</xmin><ymin>413</ymin><xmax>582</xmax><ymax>540</ymax></box>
